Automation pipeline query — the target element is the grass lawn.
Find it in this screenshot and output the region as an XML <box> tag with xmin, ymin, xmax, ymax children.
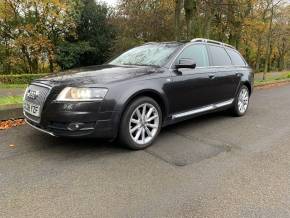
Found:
<box><xmin>0</xmin><ymin>84</ymin><xmax>27</xmax><ymax>89</ymax></box>
<box><xmin>254</xmin><ymin>71</ymin><xmax>290</xmax><ymax>86</ymax></box>
<box><xmin>0</xmin><ymin>96</ymin><xmax>23</xmax><ymax>106</ymax></box>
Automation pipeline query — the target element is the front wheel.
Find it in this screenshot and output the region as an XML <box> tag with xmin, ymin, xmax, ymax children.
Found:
<box><xmin>119</xmin><ymin>97</ymin><xmax>162</xmax><ymax>150</ymax></box>
<box><xmin>232</xmin><ymin>85</ymin><xmax>250</xmax><ymax>117</ymax></box>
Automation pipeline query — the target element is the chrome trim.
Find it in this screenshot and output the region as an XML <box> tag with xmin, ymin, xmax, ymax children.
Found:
<box><xmin>191</xmin><ymin>38</ymin><xmax>235</xmax><ymax>49</ymax></box>
<box><xmin>25</xmin><ymin>119</ymin><xmax>56</xmax><ymax>137</ymax></box>
<box><xmin>24</xmin><ymin>83</ymin><xmax>52</xmax><ymax>123</ymax></box>
<box><xmin>23</xmin><ymin>86</ymin><xmax>29</xmax><ymax>101</ymax></box>
<box><xmin>23</xmin><ymin>111</ymin><xmax>40</xmax><ymax>124</ymax></box>
<box><xmin>169</xmin><ymin>39</ymin><xmax>247</xmax><ymax>69</ymax></box>
<box><xmin>215</xmin><ymin>99</ymin><xmax>235</xmax><ymax>108</ymax></box>
<box><xmin>172</xmin><ymin>105</ymin><xmax>214</xmax><ymax>119</ymax></box>
<box><xmin>31</xmin><ymin>82</ymin><xmax>52</xmax><ymax>90</ymax></box>
<box><xmin>172</xmin><ymin>98</ymin><xmax>234</xmax><ymax>119</ymax></box>
<box><xmin>54</xmin><ymin>98</ymin><xmax>104</xmax><ymax>102</ymax></box>
<box><xmin>79</xmin><ymin>127</ymin><xmax>95</xmax><ymax>131</ymax></box>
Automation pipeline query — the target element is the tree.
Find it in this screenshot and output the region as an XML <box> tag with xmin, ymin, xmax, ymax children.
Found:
<box><xmin>184</xmin><ymin>0</ymin><xmax>197</xmax><ymax>40</ymax></box>
<box><xmin>275</xmin><ymin>5</ymin><xmax>290</xmax><ymax>70</ymax></box>
<box><xmin>175</xmin><ymin>0</ymin><xmax>183</xmax><ymax>40</ymax></box>
<box><xmin>111</xmin><ymin>0</ymin><xmax>176</xmax><ymax>55</ymax></box>
<box><xmin>77</xmin><ymin>0</ymin><xmax>115</xmax><ymax>66</ymax></box>
<box><xmin>0</xmin><ymin>0</ymin><xmax>78</xmax><ymax>73</ymax></box>
<box><xmin>0</xmin><ymin>0</ymin><xmax>289</xmax><ymax>74</ymax></box>
<box><xmin>56</xmin><ymin>0</ymin><xmax>116</xmax><ymax>69</ymax></box>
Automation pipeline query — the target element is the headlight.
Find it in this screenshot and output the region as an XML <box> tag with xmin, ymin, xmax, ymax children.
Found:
<box><xmin>56</xmin><ymin>87</ymin><xmax>108</xmax><ymax>101</ymax></box>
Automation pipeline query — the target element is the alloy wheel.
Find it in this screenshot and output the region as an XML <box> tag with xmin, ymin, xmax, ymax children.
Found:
<box><xmin>129</xmin><ymin>103</ymin><xmax>160</xmax><ymax>145</ymax></box>
<box><xmin>238</xmin><ymin>88</ymin><xmax>249</xmax><ymax>114</ymax></box>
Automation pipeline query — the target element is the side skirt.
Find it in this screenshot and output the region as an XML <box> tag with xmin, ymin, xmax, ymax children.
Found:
<box><xmin>171</xmin><ymin>98</ymin><xmax>234</xmax><ymax>120</ymax></box>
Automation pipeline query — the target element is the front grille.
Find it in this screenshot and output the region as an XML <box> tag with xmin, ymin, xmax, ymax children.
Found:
<box><xmin>24</xmin><ymin>83</ymin><xmax>52</xmax><ymax>123</ymax></box>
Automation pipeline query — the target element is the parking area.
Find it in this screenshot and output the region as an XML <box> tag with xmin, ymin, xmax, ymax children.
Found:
<box><xmin>1</xmin><ymin>84</ymin><xmax>290</xmax><ymax>217</ymax></box>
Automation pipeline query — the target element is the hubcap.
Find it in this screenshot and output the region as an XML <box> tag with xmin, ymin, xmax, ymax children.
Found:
<box><xmin>238</xmin><ymin>88</ymin><xmax>249</xmax><ymax>114</ymax></box>
<box><xmin>129</xmin><ymin>103</ymin><xmax>159</xmax><ymax>145</ymax></box>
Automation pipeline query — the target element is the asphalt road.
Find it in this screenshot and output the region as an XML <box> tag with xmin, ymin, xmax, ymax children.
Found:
<box><xmin>1</xmin><ymin>84</ymin><xmax>290</xmax><ymax>218</ymax></box>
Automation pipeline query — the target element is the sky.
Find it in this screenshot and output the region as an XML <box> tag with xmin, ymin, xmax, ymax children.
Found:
<box><xmin>100</xmin><ymin>0</ymin><xmax>118</xmax><ymax>6</ymax></box>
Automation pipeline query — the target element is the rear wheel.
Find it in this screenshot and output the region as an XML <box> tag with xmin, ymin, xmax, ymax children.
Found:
<box><xmin>119</xmin><ymin>97</ymin><xmax>162</xmax><ymax>150</ymax></box>
<box><xmin>232</xmin><ymin>85</ymin><xmax>250</xmax><ymax>116</ymax></box>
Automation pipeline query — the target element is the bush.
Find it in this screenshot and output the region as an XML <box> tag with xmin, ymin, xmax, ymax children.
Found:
<box><xmin>0</xmin><ymin>74</ymin><xmax>48</xmax><ymax>84</ymax></box>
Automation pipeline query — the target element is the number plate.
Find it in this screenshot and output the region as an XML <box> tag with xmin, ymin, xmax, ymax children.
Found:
<box><xmin>24</xmin><ymin>101</ymin><xmax>41</xmax><ymax>117</ymax></box>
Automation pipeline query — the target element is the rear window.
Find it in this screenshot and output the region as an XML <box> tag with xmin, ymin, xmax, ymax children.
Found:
<box><xmin>208</xmin><ymin>45</ymin><xmax>232</xmax><ymax>66</ymax></box>
<box><xmin>226</xmin><ymin>49</ymin><xmax>246</xmax><ymax>66</ymax></box>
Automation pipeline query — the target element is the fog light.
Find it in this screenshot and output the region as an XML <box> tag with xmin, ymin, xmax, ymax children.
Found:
<box><xmin>67</xmin><ymin>123</ymin><xmax>83</xmax><ymax>131</ymax></box>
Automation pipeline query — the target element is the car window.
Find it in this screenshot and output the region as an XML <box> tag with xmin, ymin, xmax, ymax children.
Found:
<box><xmin>176</xmin><ymin>44</ymin><xmax>209</xmax><ymax>67</ymax></box>
<box><xmin>109</xmin><ymin>44</ymin><xmax>180</xmax><ymax>67</ymax></box>
<box><xmin>208</xmin><ymin>45</ymin><xmax>232</xmax><ymax>66</ymax></box>
<box><xmin>226</xmin><ymin>49</ymin><xmax>246</xmax><ymax>66</ymax></box>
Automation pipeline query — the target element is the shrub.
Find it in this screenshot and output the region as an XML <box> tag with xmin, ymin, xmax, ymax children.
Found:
<box><xmin>0</xmin><ymin>74</ymin><xmax>48</xmax><ymax>84</ymax></box>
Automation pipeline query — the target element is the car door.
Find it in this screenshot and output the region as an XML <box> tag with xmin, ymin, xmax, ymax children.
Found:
<box><xmin>165</xmin><ymin>43</ymin><xmax>216</xmax><ymax>115</ymax></box>
<box><xmin>207</xmin><ymin>45</ymin><xmax>240</xmax><ymax>103</ymax></box>
<box><xmin>225</xmin><ymin>47</ymin><xmax>249</xmax><ymax>92</ymax></box>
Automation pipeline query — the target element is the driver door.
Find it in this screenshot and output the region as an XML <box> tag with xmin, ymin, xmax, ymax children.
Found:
<box><xmin>165</xmin><ymin>44</ymin><xmax>216</xmax><ymax>115</ymax></box>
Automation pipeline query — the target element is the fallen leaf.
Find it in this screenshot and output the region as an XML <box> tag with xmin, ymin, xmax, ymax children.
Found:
<box><xmin>0</xmin><ymin>119</ymin><xmax>26</xmax><ymax>130</ymax></box>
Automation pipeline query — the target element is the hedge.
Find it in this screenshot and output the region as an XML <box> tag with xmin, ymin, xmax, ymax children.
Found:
<box><xmin>0</xmin><ymin>74</ymin><xmax>48</xmax><ymax>84</ymax></box>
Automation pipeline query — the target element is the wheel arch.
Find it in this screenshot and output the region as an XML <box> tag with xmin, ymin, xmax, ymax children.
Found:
<box><xmin>120</xmin><ymin>89</ymin><xmax>168</xmax><ymax>125</ymax></box>
<box><xmin>242</xmin><ymin>81</ymin><xmax>252</xmax><ymax>95</ymax></box>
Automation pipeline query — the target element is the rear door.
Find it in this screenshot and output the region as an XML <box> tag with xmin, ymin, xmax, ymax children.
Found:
<box><xmin>207</xmin><ymin>45</ymin><xmax>240</xmax><ymax>103</ymax></box>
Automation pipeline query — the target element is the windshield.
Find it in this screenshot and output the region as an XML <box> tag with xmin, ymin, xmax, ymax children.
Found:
<box><xmin>109</xmin><ymin>44</ymin><xmax>180</xmax><ymax>67</ymax></box>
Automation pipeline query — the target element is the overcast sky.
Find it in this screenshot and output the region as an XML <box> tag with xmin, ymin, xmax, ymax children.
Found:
<box><xmin>100</xmin><ymin>0</ymin><xmax>118</xmax><ymax>6</ymax></box>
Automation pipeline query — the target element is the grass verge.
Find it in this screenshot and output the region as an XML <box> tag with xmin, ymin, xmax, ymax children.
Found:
<box><xmin>0</xmin><ymin>84</ymin><xmax>27</xmax><ymax>89</ymax></box>
<box><xmin>254</xmin><ymin>72</ymin><xmax>290</xmax><ymax>87</ymax></box>
<box><xmin>0</xmin><ymin>96</ymin><xmax>23</xmax><ymax>106</ymax></box>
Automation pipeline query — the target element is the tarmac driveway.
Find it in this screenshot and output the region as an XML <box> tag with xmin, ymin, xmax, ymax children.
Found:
<box><xmin>1</xmin><ymin>84</ymin><xmax>290</xmax><ymax>217</ymax></box>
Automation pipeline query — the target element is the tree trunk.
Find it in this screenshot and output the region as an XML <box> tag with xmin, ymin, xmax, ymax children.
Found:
<box><xmin>48</xmin><ymin>52</ymin><xmax>54</xmax><ymax>73</ymax></box>
<box><xmin>263</xmin><ymin>4</ymin><xmax>274</xmax><ymax>80</ymax></box>
<box><xmin>185</xmin><ymin>9</ymin><xmax>193</xmax><ymax>40</ymax></box>
<box><xmin>21</xmin><ymin>46</ymin><xmax>33</xmax><ymax>73</ymax></box>
<box><xmin>203</xmin><ymin>1</ymin><xmax>212</xmax><ymax>38</ymax></box>
<box><xmin>255</xmin><ymin>37</ymin><xmax>262</xmax><ymax>72</ymax></box>
<box><xmin>184</xmin><ymin>0</ymin><xmax>196</xmax><ymax>40</ymax></box>
<box><xmin>174</xmin><ymin>0</ymin><xmax>183</xmax><ymax>41</ymax></box>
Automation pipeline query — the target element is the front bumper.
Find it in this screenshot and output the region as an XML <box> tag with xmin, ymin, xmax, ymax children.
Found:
<box><xmin>24</xmin><ymin>101</ymin><xmax>120</xmax><ymax>139</ymax></box>
<box><xmin>25</xmin><ymin>112</ymin><xmax>119</xmax><ymax>138</ymax></box>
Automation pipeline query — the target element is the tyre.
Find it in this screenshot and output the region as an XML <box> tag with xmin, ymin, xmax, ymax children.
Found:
<box><xmin>232</xmin><ymin>85</ymin><xmax>250</xmax><ymax>117</ymax></box>
<box><xmin>119</xmin><ymin>97</ymin><xmax>162</xmax><ymax>150</ymax></box>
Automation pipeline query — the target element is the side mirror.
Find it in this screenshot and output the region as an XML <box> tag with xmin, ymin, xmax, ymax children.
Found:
<box><xmin>175</xmin><ymin>59</ymin><xmax>196</xmax><ymax>70</ymax></box>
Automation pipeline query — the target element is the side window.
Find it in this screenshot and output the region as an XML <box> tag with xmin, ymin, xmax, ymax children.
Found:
<box><xmin>208</xmin><ymin>45</ymin><xmax>232</xmax><ymax>66</ymax></box>
<box><xmin>226</xmin><ymin>49</ymin><xmax>246</xmax><ymax>66</ymax></box>
<box><xmin>177</xmin><ymin>44</ymin><xmax>209</xmax><ymax>67</ymax></box>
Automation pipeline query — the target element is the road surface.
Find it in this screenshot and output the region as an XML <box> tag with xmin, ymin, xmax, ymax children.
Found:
<box><xmin>1</xmin><ymin>84</ymin><xmax>290</xmax><ymax>217</ymax></box>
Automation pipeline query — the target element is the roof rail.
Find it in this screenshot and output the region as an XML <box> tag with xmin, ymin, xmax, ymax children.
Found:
<box><xmin>191</xmin><ymin>38</ymin><xmax>235</xmax><ymax>49</ymax></box>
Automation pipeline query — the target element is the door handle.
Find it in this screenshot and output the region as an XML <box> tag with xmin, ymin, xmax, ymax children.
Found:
<box><xmin>209</xmin><ymin>74</ymin><xmax>216</xmax><ymax>79</ymax></box>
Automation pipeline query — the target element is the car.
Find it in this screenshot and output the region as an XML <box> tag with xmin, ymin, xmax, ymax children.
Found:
<box><xmin>23</xmin><ymin>38</ymin><xmax>254</xmax><ymax>150</ymax></box>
